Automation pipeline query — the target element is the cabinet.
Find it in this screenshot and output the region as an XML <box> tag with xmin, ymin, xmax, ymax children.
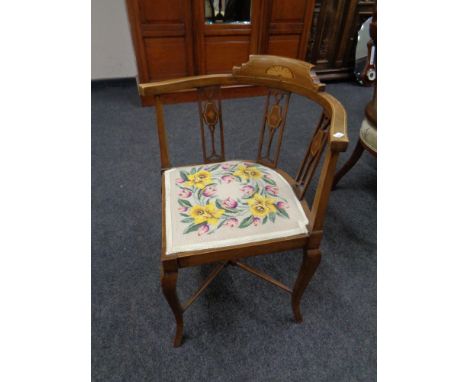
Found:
<box><xmin>306</xmin><ymin>0</ymin><xmax>376</xmax><ymax>80</ymax></box>
<box><xmin>126</xmin><ymin>0</ymin><xmax>315</xmax><ymax>104</ymax></box>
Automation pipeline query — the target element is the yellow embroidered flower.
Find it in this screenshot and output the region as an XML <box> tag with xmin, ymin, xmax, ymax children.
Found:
<box><xmin>189</xmin><ymin>203</ymin><xmax>225</xmax><ymax>225</ymax></box>
<box><xmin>247</xmin><ymin>193</ymin><xmax>277</xmax><ymax>218</ymax></box>
<box><xmin>185</xmin><ymin>170</ymin><xmax>212</xmax><ymax>189</ymax></box>
<box><xmin>189</xmin><ymin>205</ymin><xmax>208</xmax><ymax>224</ymax></box>
<box><xmin>233</xmin><ymin>164</ymin><xmax>263</xmax><ymax>181</ymax></box>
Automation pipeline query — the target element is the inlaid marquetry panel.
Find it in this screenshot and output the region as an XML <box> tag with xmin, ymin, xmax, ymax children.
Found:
<box><xmin>197</xmin><ymin>86</ymin><xmax>225</xmax><ymax>163</ymax></box>
<box><xmin>256</xmin><ymin>89</ymin><xmax>291</xmax><ymax>168</ymax></box>
<box><xmin>295</xmin><ymin>112</ymin><xmax>330</xmax><ymax>198</ymax></box>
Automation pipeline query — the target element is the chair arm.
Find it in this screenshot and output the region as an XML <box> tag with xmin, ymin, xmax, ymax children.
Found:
<box><xmin>138</xmin><ymin>74</ymin><xmax>238</xmax><ymax>97</ymax></box>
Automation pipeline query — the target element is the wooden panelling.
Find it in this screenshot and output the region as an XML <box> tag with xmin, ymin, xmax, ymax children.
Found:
<box><xmin>205</xmin><ymin>36</ymin><xmax>251</xmax><ymax>74</ymax></box>
<box><xmin>264</xmin><ymin>0</ymin><xmax>315</xmax><ymax>60</ymax></box>
<box><xmin>127</xmin><ymin>0</ymin><xmax>316</xmax><ymax>104</ymax></box>
<box><xmin>204</xmin><ymin>24</ymin><xmax>252</xmax><ymax>36</ymax></box>
<box><xmin>141</xmin><ymin>23</ymin><xmax>186</xmax><ymax>37</ymax></box>
<box><xmin>144</xmin><ymin>37</ymin><xmax>188</xmax><ymax>80</ymax></box>
<box><xmin>268</xmin><ymin>35</ymin><xmax>300</xmax><ymax>58</ymax></box>
<box><xmin>271</xmin><ymin>0</ymin><xmax>307</xmax><ymax>22</ymax></box>
<box><xmin>139</xmin><ymin>0</ymin><xmax>184</xmax><ymax>23</ymax></box>
<box><xmin>269</xmin><ymin>22</ymin><xmax>304</xmax><ymax>35</ymax></box>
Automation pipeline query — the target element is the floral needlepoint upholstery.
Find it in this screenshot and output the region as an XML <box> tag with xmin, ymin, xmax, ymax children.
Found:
<box><xmin>164</xmin><ymin>161</ymin><xmax>309</xmax><ymax>254</ymax></box>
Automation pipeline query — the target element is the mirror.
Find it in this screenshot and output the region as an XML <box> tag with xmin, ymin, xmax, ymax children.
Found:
<box><xmin>205</xmin><ymin>0</ymin><xmax>252</xmax><ymax>24</ymax></box>
<box><xmin>354</xmin><ymin>17</ymin><xmax>376</xmax><ymax>86</ymax></box>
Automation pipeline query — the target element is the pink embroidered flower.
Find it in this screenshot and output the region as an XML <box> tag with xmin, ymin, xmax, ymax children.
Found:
<box><xmin>240</xmin><ymin>185</ymin><xmax>255</xmax><ymax>196</ymax></box>
<box><xmin>202</xmin><ymin>185</ymin><xmax>217</xmax><ymax>197</ymax></box>
<box><xmin>225</xmin><ymin>218</ymin><xmax>239</xmax><ymax>228</ymax></box>
<box><xmin>178</xmin><ymin>189</ymin><xmax>192</xmax><ymax>198</ymax></box>
<box><xmin>253</xmin><ymin>217</ymin><xmax>261</xmax><ymax>226</ymax></box>
<box><xmin>264</xmin><ymin>174</ymin><xmax>273</xmax><ymax>179</ymax></box>
<box><xmin>178</xmin><ymin>206</ymin><xmax>188</xmax><ymax>212</ymax></box>
<box><xmin>176</xmin><ymin>178</ymin><xmax>185</xmax><ymax>184</ymax></box>
<box><xmin>221</xmin><ymin>175</ymin><xmax>235</xmax><ymax>183</ymax></box>
<box><xmin>277</xmin><ymin>201</ymin><xmax>289</xmax><ymax>209</ymax></box>
<box><xmin>222</xmin><ymin>197</ymin><xmax>238</xmax><ymax>209</ymax></box>
<box><xmin>197</xmin><ymin>224</ymin><xmax>209</xmax><ymax>236</ymax></box>
<box><xmin>265</xmin><ymin>185</ymin><xmax>279</xmax><ymax>195</ymax></box>
<box><xmin>222</xmin><ymin>162</ymin><xmax>234</xmax><ymax>170</ymax></box>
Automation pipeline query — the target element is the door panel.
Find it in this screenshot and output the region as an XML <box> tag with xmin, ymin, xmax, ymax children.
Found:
<box><xmin>205</xmin><ymin>36</ymin><xmax>251</xmax><ymax>74</ymax></box>
<box><xmin>267</xmin><ymin>35</ymin><xmax>300</xmax><ymax>58</ymax></box>
<box><xmin>144</xmin><ymin>37</ymin><xmax>188</xmax><ymax>80</ymax></box>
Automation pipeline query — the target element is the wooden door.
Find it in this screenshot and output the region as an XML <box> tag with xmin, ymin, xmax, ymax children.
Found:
<box><xmin>262</xmin><ymin>0</ymin><xmax>315</xmax><ymax>59</ymax></box>
<box><xmin>126</xmin><ymin>0</ymin><xmax>194</xmax><ymax>82</ymax></box>
<box><xmin>192</xmin><ymin>0</ymin><xmax>262</xmax><ymax>75</ymax></box>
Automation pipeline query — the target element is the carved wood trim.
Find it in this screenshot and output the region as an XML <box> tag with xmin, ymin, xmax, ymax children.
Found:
<box><xmin>233</xmin><ymin>54</ymin><xmax>325</xmax><ymax>92</ymax></box>
<box><xmin>257</xmin><ymin>89</ymin><xmax>291</xmax><ymax>168</ymax></box>
<box><xmin>197</xmin><ymin>86</ymin><xmax>225</xmax><ymax>163</ymax></box>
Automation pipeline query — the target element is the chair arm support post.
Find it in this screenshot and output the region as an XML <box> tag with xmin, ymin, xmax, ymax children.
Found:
<box><xmin>155</xmin><ymin>96</ymin><xmax>171</xmax><ymax>169</ymax></box>
<box><xmin>309</xmin><ymin>148</ymin><xmax>340</xmax><ymax>231</ymax></box>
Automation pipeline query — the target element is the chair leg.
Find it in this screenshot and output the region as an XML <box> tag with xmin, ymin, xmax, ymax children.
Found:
<box><xmin>332</xmin><ymin>139</ymin><xmax>364</xmax><ymax>188</ymax></box>
<box><xmin>161</xmin><ymin>268</ymin><xmax>184</xmax><ymax>347</ymax></box>
<box><xmin>291</xmin><ymin>249</ymin><xmax>321</xmax><ymax>323</ymax></box>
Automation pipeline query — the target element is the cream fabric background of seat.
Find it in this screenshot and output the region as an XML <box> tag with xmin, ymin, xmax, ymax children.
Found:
<box><xmin>164</xmin><ymin>161</ymin><xmax>309</xmax><ymax>254</ymax></box>
<box><xmin>360</xmin><ymin>118</ymin><xmax>377</xmax><ymax>152</ymax></box>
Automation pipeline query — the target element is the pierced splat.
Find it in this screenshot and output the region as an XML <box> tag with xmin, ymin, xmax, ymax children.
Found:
<box><xmin>197</xmin><ymin>86</ymin><xmax>225</xmax><ymax>163</ymax></box>
<box><xmin>295</xmin><ymin>113</ymin><xmax>331</xmax><ymax>199</ymax></box>
<box><xmin>257</xmin><ymin>90</ymin><xmax>291</xmax><ymax>168</ymax></box>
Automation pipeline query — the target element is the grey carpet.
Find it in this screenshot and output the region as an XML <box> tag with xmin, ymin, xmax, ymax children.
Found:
<box><xmin>92</xmin><ymin>80</ymin><xmax>376</xmax><ymax>382</ymax></box>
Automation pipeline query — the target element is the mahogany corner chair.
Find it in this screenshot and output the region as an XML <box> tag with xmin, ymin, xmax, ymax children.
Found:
<box><xmin>138</xmin><ymin>55</ymin><xmax>348</xmax><ymax>347</ymax></box>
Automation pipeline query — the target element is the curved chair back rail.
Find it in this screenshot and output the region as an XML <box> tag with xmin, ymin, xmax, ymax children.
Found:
<box><xmin>139</xmin><ymin>55</ymin><xmax>348</xmax><ymax>233</ymax></box>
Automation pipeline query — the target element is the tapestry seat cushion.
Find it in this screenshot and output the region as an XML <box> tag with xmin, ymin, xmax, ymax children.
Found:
<box><xmin>163</xmin><ymin>161</ymin><xmax>309</xmax><ymax>254</ymax></box>
<box><xmin>360</xmin><ymin>118</ymin><xmax>377</xmax><ymax>152</ymax></box>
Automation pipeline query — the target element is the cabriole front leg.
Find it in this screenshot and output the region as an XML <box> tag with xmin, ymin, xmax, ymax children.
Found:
<box><xmin>160</xmin><ymin>267</ymin><xmax>184</xmax><ymax>347</ymax></box>
<box><xmin>291</xmin><ymin>249</ymin><xmax>321</xmax><ymax>322</ymax></box>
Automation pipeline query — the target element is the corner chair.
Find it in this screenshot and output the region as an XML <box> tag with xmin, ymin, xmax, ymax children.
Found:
<box><xmin>138</xmin><ymin>55</ymin><xmax>348</xmax><ymax>346</ymax></box>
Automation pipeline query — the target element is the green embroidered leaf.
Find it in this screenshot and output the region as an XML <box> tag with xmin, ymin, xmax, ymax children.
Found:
<box><xmin>254</xmin><ymin>184</ymin><xmax>260</xmax><ymax>194</ymax></box>
<box><xmin>178</xmin><ymin>199</ymin><xmax>192</xmax><ymax>208</ymax></box>
<box><xmin>190</xmin><ymin>167</ymin><xmax>196</xmax><ymax>174</ymax></box>
<box><xmin>207</xmin><ymin>164</ymin><xmax>220</xmax><ymax>172</ymax></box>
<box><xmin>263</xmin><ymin>216</ymin><xmax>268</xmax><ymax>224</ymax></box>
<box><xmin>263</xmin><ymin>176</ymin><xmax>276</xmax><ymax>186</ymax></box>
<box><xmin>268</xmin><ymin>213</ymin><xmax>276</xmax><ymax>223</ymax></box>
<box><xmin>239</xmin><ymin>215</ymin><xmax>254</xmax><ymax>229</ymax></box>
<box><xmin>277</xmin><ymin>207</ymin><xmax>290</xmax><ymax>218</ymax></box>
<box><xmin>180</xmin><ymin>171</ymin><xmax>189</xmax><ymax>181</ymax></box>
<box><xmin>216</xmin><ymin>219</ymin><xmax>226</xmax><ymax>229</ymax></box>
<box><xmin>181</xmin><ymin>217</ymin><xmax>193</xmax><ymax>223</ymax></box>
<box><xmin>215</xmin><ymin>199</ymin><xmax>223</xmax><ymax>210</ymax></box>
<box><xmin>197</xmin><ymin>188</ymin><xmax>203</xmax><ymax>200</ymax></box>
<box><xmin>180</xmin><ymin>213</ymin><xmax>189</xmax><ymax>217</ymax></box>
<box><xmin>223</xmin><ymin>208</ymin><xmax>238</xmax><ymax>214</ymax></box>
<box><xmin>183</xmin><ymin>223</ymin><xmax>206</xmax><ymax>235</ymax></box>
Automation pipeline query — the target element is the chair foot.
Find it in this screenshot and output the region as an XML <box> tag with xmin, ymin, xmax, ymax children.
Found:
<box><xmin>332</xmin><ymin>140</ymin><xmax>364</xmax><ymax>189</ymax></box>
<box><xmin>161</xmin><ymin>268</ymin><xmax>184</xmax><ymax>347</ymax></box>
<box><xmin>291</xmin><ymin>249</ymin><xmax>321</xmax><ymax>322</ymax></box>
